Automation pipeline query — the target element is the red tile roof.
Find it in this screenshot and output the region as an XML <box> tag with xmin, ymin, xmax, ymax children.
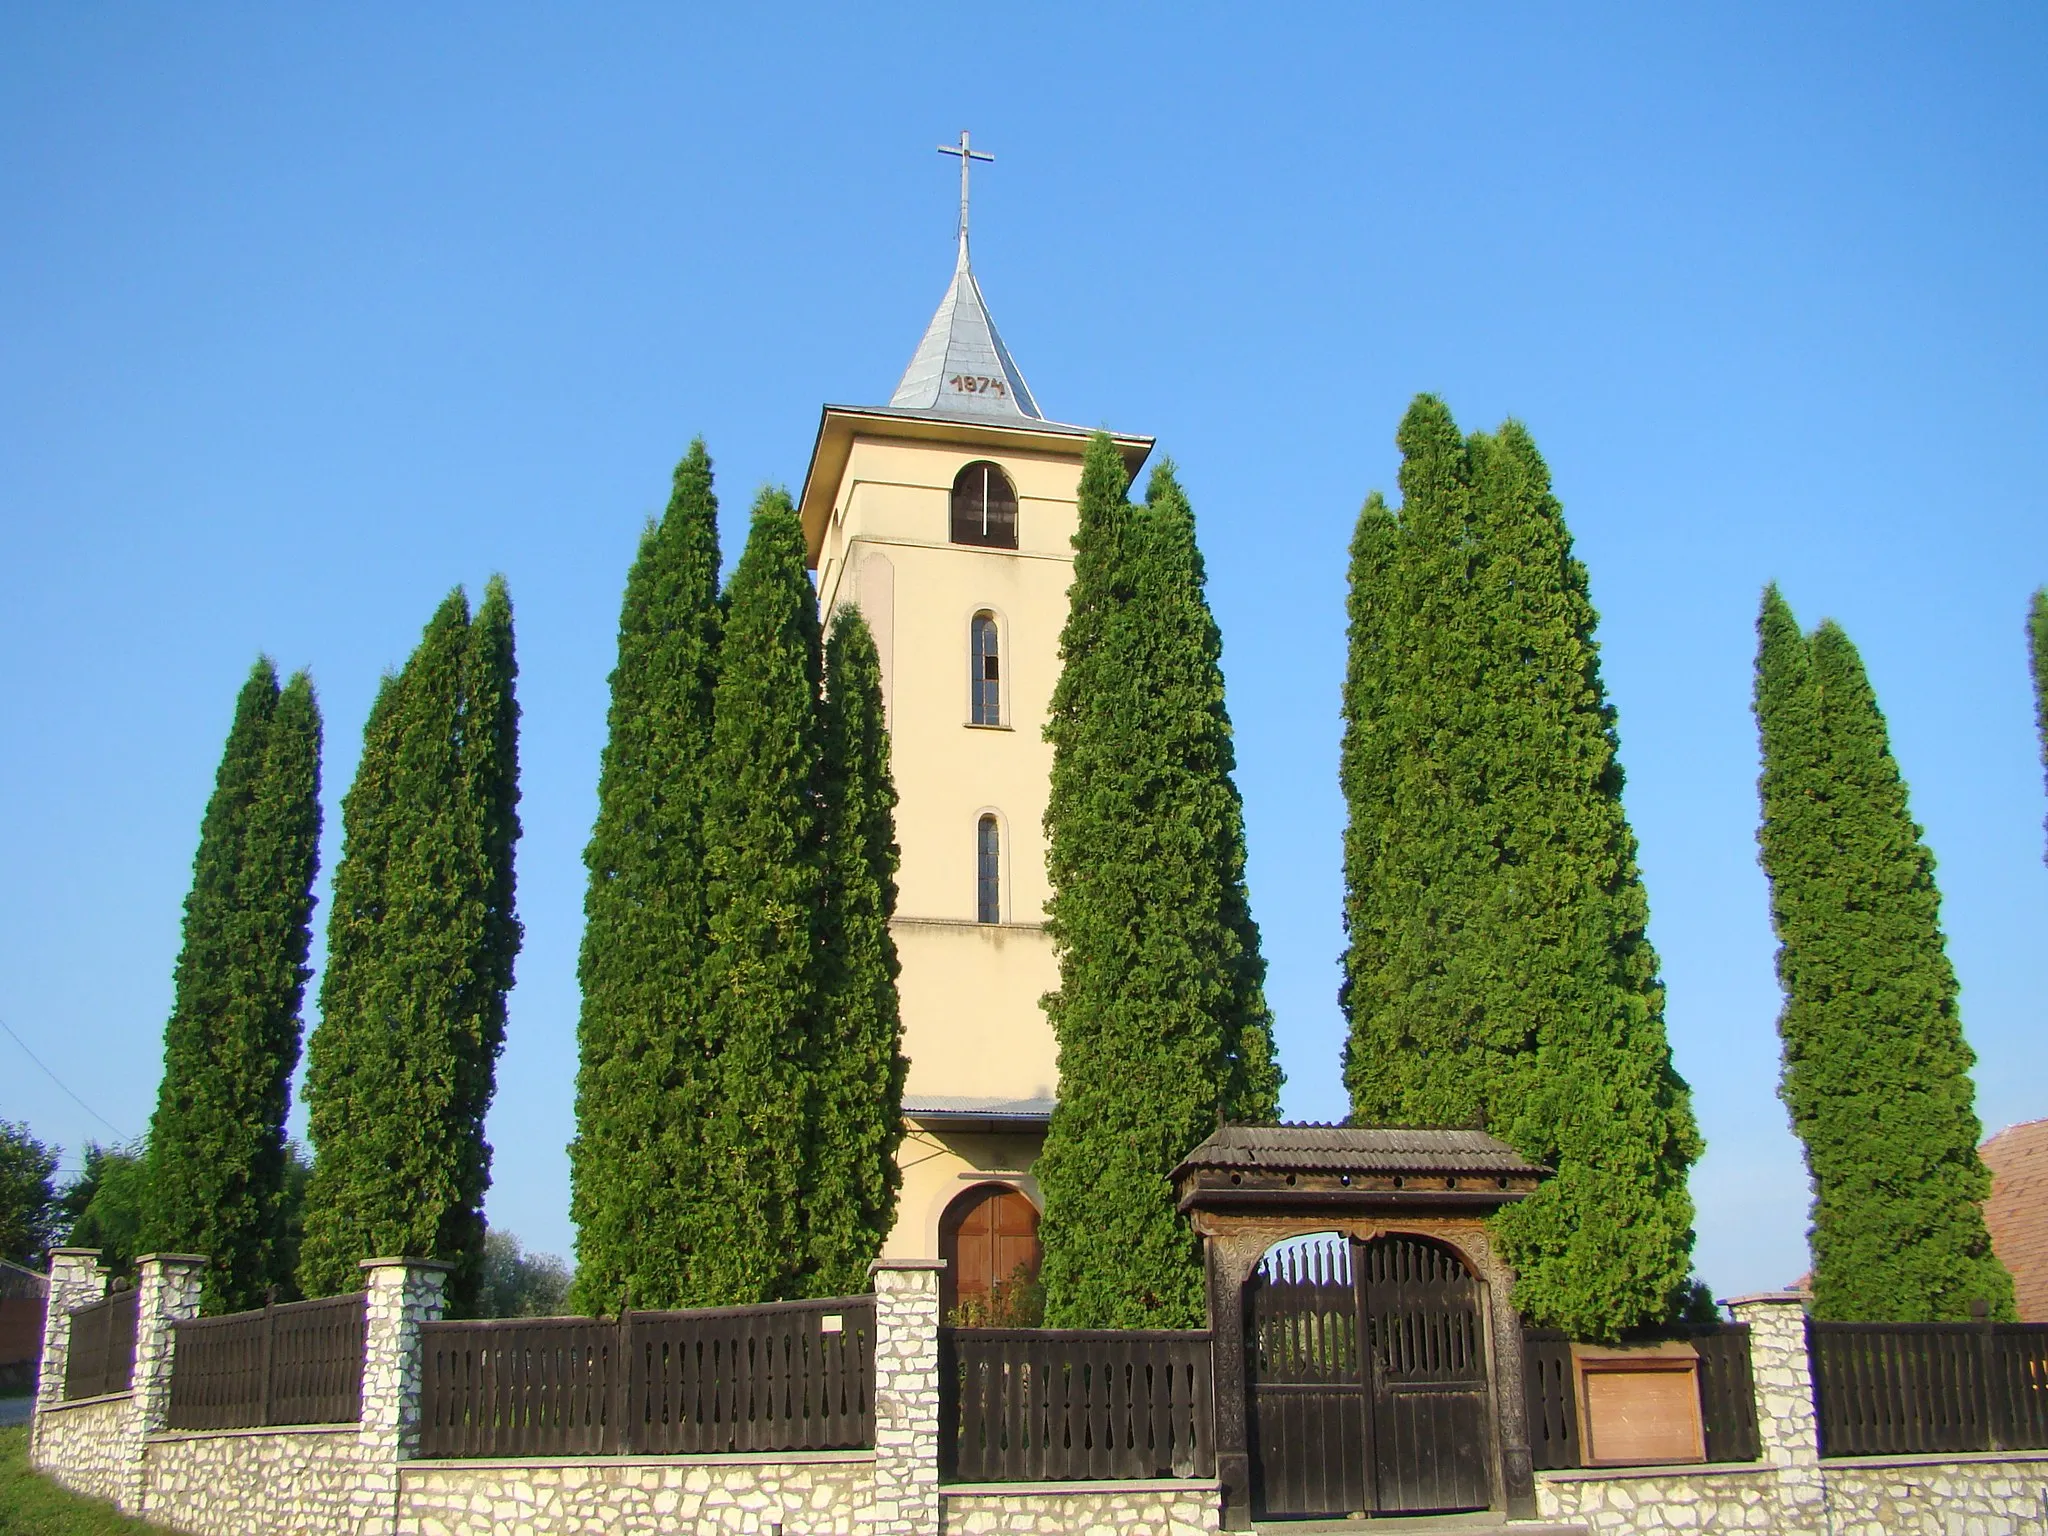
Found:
<box><xmin>1983</xmin><ymin>1119</ymin><xmax>2048</xmax><ymax>1322</ymax></box>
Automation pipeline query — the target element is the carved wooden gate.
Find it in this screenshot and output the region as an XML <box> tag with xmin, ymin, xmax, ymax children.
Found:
<box><xmin>1246</xmin><ymin>1234</ymin><xmax>1492</xmax><ymax>1518</ymax></box>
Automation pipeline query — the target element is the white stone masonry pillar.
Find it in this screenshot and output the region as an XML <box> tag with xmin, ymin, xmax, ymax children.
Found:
<box><xmin>869</xmin><ymin>1258</ymin><xmax>944</xmax><ymax>1536</ymax></box>
<box><xmin>1727</xmin><ymin>1290</ymin><xmax>1824</xmax><ymax>1529</ymax></box>
<box><xmin>353</xmin><ymin>1256</ymin><xmax>450</xmax><ymax>1536</ymax></box>
<box><xmin>127</xmin><ymin>1254</ymin><xmax>205</xmax><ymax>1514</ymax></box>
<box><xmin>30</xmin><ymin>1249</ymin><xmax>107</xmax><ymax>1467</ymax></box>
<box><xmin>131</xmin><ymin>1254</ymin><xmax>206</xmax><ymax>1436</ymax></box>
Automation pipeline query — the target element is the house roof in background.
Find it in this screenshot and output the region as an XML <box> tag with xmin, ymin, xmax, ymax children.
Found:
<box><xmin>0</xmin><ymin>1259</ymin><xmax>47</xmax><ymax>1299</ymax></box>
<box><xmin>1983</xmin><ymin>1118</ymin><xmax>2048</xmax><ymax>1322</ymax></box>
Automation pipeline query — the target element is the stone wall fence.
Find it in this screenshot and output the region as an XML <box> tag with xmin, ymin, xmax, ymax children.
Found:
<box><xmin>27</xmin><ymin>1258</ymin><xmax>2048</xmax><ymax>1536</ymax></box>
<box><xmin>1534</xmin><ymin>1293</ymin><xmax>2048</xmax><ymax>1535</ymax></box>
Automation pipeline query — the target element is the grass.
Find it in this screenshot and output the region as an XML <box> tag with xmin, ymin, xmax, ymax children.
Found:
<box><xmin>0</xmin><ymin>1425</ymin><xmax>174</xmax><ymax>1535</ymax></box>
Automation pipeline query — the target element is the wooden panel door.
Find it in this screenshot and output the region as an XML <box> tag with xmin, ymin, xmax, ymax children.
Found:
<box><xmin>940</xmin><ymin>1185</ymin><xmax>1040</xmax><ymax>1318</ymax></box>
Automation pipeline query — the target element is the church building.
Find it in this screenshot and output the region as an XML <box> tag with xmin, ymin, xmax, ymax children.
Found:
<box><xmin>796</xmin><ymin>142</ymin><xmax>1150</xmax><ymax>1316</ymax></box>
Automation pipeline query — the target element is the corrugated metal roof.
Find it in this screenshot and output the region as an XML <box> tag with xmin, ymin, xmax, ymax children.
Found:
<box><xmin>889</xmin><ymin>237</ymin><xmax>1043</xmax><ymax>422</ymax></box>
<box><xmin>903</xmin><ymin>1095</ymin><xmax>1056</xmax><ymax>1121</ymax></box>
<box><xmin>1174</xmin><ymin>1123</ymin><xmax>1549</xmax><ymax>1178</ymax></box>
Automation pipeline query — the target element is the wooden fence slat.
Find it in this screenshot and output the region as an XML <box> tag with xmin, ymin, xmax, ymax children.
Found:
<box><xmin>415</xmin><ymin>1296</ymin><xmax>875</xmax><ymax>1461</ymax></box>
<box><xmin>63</xmin><ymin>1289</ymin><xmax>139</xmax><ymax>1401</ymax></box>
<box><xmin>1810</xmin><ymin>1321</ymin><xmax>2048</xmax><ymax>1457</ymax></box>
<box><xmin>166</xmin><ymin>1293</ymin><xmax>364</xmax><ymax>1431</ymax></box>
<box><xmin>940</xmin><ymin>1328</ymin><xmax>1216</xmax><ymax>1483</ymax></box>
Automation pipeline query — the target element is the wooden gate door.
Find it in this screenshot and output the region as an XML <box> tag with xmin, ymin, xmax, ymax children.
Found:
<box><xmin>1246</xmin><ymin>1234</ymin><xmax>1492</xmax><ymax>1519</ymax></box>
<box><xmin>1359</xmin><ymin>1234</ymin><xmax>1492</xmax><ymax>1513</ymax></box>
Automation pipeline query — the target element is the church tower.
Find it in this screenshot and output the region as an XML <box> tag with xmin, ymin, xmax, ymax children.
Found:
<box><xmin>797</xmin><ymin>139</ymin><xmax>1150</xmax><ymax>1310</ymax></box>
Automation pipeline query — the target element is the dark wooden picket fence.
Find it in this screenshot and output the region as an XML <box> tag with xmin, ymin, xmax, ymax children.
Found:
<box><xmin>1523</xmin><ymin>1325</ymin><xmax>1760</xmax><ymax>1470</ymax></box>
<box><xmin>166</xmin><ymin>1293</ymin><xmax>367</xmax><ymax>1430</ymax></box>
<box><xmin>63</xmin><ymin>1289</ymin><xmax>138</xmax><ymax>1400</ymax></box>
<box><xmin>1523</xmin><ymin>1332</ymin><xmax>1578</xmax><ymax>1471</ymax></box>
<box><xmin>941</xmin><ymin>1328</ymin><xmax>1215</xmax><ymax>1482</ymax></box>
<box><xmin>418</xmin><ymin>1296</ymin><xmax>874</xmax><ymax>1458</ymax></box>
<box><xmin>1811</xmin><ymin>1320</ymin><xmax>2048</xmax><ymax>1457</ymax></box>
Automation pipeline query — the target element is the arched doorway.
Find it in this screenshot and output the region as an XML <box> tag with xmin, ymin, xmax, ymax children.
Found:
<box><xmin>939</xmin><ymin>1183</ymin><xmax>1040</xmax><ymax>1324</ymax></box>
<box><xmin>1246</xmin><ymin>1232</ymin><xmax>1491</xmax><ymax>1519</ymax></box>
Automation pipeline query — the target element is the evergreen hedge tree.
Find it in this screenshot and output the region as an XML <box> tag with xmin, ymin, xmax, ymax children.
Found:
<box><xmin>568</xmin><ymin>442</ymin><xmax>725</xmax><ymax>1313</ymax></box>
<box><xmin>298</xmin><ymin>581</ymin><xmax>522</xmax><ymax>1313</ymax></box>
<box><xmin>804</xmin><ymin>607</ymin><xmax>910</xmax><ymax>1296</ymax></box>
<box><xmin>1340</xmin><ymin>396</ymin><xmax>1701</xmax><ymax>1339</ymax></box>
<box><xmin>1754</xmin><ymin>587</ymin><xmax>2013</xmax><ymax>1322</ymax></box>
<box><xmin>1036</xmin><ymin>438</ymin><xmax>1282</xmax><ymax>1330</ymax></box>
<box><xmin>2030</xmin><ymin>588</ymin><xmax>2048</xmax><ymax>863</ymax></box>
<box><xmin>0</xmin><ymin>1121</ymin><xmax>60</xmax><ymax>1268</ymax></box>
<box><xmin>144</xmin><ymin>659</ymin><xmax>324</xmax><ymax>1311</ymax></box>
<box><xmin>686</xmin><ymin>489</ymin><xmax>824</xmax><ymax>1305</ymax></box>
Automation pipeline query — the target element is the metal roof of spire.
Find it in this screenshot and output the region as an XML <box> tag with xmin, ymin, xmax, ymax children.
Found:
<box><xmin>889</xmin><ymin>133</ymin><xmax>1044</xmax><ymax>421</ymax></box>
<box><xmin>888</xmin><ymin>231</ymin><xmax>1044</xmax><ymax>421</ymax></box>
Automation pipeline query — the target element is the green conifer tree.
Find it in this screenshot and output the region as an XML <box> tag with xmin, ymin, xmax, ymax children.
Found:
<box><xmin>1036</xmin><ymin>439</ymin><xmax>1282</xmax><ymax>1329</ymax></box>
<box><xmin>568</xmin><ymin>442</ymin><xmax>725</xmax><ymax>1313</ymax></box>
<box><xmin>803</xmin><ymin>607</ymin><xmax>910</xmax><ymax>1296</ymax></box>
<box><xmin>143</xmin><ymin>660</ymin><xmax>323</xmax><ymax>1312</ymax></box>
<box><xmin>1341</xmin><ymin>397</ymin><xmax>1701</xmax><ymax>1338</ymax></box>
<box><xmin>2030</xmin><ymin>588</ymin><xmax>2048</xmax><ymax>863</ymax></box>
<box><xmin>298</xmin><ymin>582</ymin><xmax>522</xmax><ymax>1312</ymax></box>
<box><xmin>0</xmin><ymin>1121</ymin><xmax>61</xmax><ymax>1268</ymax></box>
<box><xmin>1754</xmin><ymin>587</ymin><xmax>2013</xmax><ymax>1321</ymax></box>
<box><xmin>688</xmin><ymin>489</ymin><xmax>824</xmax><ymax>1304</ymax></box>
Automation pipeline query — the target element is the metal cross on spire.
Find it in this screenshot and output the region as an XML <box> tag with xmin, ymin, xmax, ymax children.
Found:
<box><xmin>937</xmin><ymin>130</ymin><xmax>993</xmax><ymax>254</ymax></box>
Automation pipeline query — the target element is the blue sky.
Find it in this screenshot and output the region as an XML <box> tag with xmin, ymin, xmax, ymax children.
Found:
<box><xmin>2</xmin><ymin>5</ymin><xmax>2042</xmax><ymax>1299</ymax></box>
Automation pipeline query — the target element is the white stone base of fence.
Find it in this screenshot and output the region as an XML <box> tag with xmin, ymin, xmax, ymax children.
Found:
<box><xmin>400</xmin><ymin>1451</ymin><xmax>876</xmax><ymax>1536</ymax></box>
<box><xmin>1537</xmin><ymin>1449</ymin><xmax>2048</xmax><ymax>1535</ymax></box>
<box><xmin>940</xmin><ymin>1479</ymin><xmax>1222</xmax><ymax>1536</ymax></box>
<box><xmin>29</xmin><ymin>1391</ymin><xmax>134</xmax><ymax>1508</ymax></box>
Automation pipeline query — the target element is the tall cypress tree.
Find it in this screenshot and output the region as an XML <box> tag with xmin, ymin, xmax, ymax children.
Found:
<box><xmin>1754</xmin><ymin>587</ymin><xmax>2013</xmax><ymax>1322</ymax></box>
<box><xmin>1341</xmin><ymin>397</ymin><xmax>1701</xmax><ymax>1338</ymax></box>
<box><xmin>2030</xmin><ymin>588</ymin><xmax>2048</xmax><ymax>863</ymax></box>
<box><xmin>454</xmin><ymin>577</ymin><xmax>523</xmax><ymax>1301</ymax></box>
<box><xmin>803</xmin><ymin>607</ymin><xmax>910</xmax><ymax>1296</ymax></box>
<box><xmin>686</xmin><ymin>489</ymin><xmax>824</xmax><ymax>1304</ymax></box>
<box><xmin>1146</xmin><ymin>461</ymin><xmax>1282</xmax><ymax>1122</ymax></box>
<box><xmin>1036</xmin><ymin>439</ymin><xmax>1281</xmax><ymax>1330</ymax></box>
<box><xmin>569</xmin><ymin>442</ymin><xmax>725</xmax><ymax>1313</ymax></box>
<box><xmin>298</xmin><ymin>582</ymin><xmax>522</xmax><ymax>1312</ymax></box>
<box><xmin>144</xmin><ymin>660</ymin><xmax>323</xmax><ymax>1312</ymax></box>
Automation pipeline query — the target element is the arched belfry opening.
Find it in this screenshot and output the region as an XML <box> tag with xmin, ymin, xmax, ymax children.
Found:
<box><xmin>951</xmin><ymin>460</ymin><xmax>1018</xmax><ymax>548</ymax></box>
<box><xmin>1172</xmin><ymin>1124</ymin><xmax>1551</xmax><ymax>1527</ymax></box>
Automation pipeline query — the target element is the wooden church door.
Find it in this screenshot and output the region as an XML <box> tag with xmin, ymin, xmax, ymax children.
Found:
<box><xmin>1246</xmin><ymin>1234</ymin><xmax>1493</xmax><ymax>1518</ymax></box>
<box><xmin>939</xmin><ymin>1184</ymin><xmax>1040</xmax><ymax>1321</ymax></box>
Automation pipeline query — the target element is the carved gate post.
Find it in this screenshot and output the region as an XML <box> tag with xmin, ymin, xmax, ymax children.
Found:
<box><xmin>1199</xmin><ymin>1222</ymin><xmax>1264</xmax><ymax>1531</ymax></box>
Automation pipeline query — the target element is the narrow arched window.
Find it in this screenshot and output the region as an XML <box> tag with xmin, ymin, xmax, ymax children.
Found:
<box><xmin>976</xmin><ymin>815</ymin><xmax>1001</xmax><ymax>924</ymax></box>
<box><xmin>951</xmin><ymin>461</ymin><xmax>1018</xmax><ymax>549</ymax></box>
<box><xmin>970</xmin><ymin>613</ymin><xmax>1001</xmax><ymax>725</ymax></box>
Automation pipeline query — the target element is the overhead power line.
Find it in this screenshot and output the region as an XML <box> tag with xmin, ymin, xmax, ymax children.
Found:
<box><xmin>0</xmin><ymin>1014</ymin><xmax>129</xmax><ymax>1140</ymax></box>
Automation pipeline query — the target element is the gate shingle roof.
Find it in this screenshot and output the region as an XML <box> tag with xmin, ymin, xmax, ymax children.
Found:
<box><xmin>1174</xmin><ymin>1123</ymin><xmax>1549</xmax><ymax>1179</ymax></box>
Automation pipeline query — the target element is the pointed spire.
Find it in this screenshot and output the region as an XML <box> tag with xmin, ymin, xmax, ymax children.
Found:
<box><xmin>889</xmin><ymin>238</ymin><xmax>1044</xmax><ymax>421</ymax></box>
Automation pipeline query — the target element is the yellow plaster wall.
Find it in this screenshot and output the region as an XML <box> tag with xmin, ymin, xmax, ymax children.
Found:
<box><xmin>884</xmin><ymin>1123</ymin><xmax>1046</xmax><ymax>1264</ymax></box>
<box><xmin>814</xmin><ymin>430</ymin><xmax>1086</xmax><ymax>1262</ymax></box>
